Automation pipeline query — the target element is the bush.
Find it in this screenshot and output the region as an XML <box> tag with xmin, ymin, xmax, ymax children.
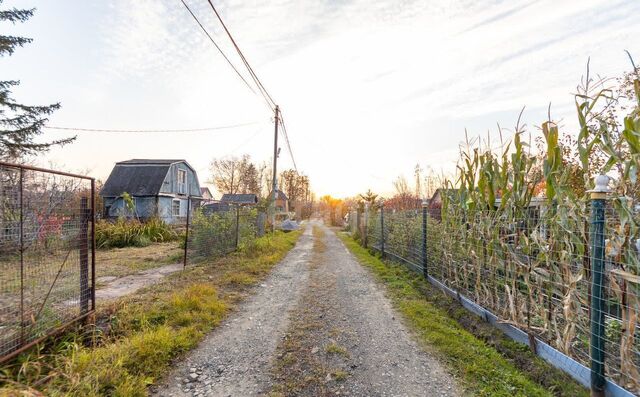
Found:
<box><xmin>96</xmin><ymin>217</ymin><xmax>178</xmax><ymax>249</ymax></box>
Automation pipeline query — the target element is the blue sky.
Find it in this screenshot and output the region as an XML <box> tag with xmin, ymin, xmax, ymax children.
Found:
<box><xmin>2</xmin><ymin>0</ymin><xmax>640</xmax><ymax>197</ymax></box>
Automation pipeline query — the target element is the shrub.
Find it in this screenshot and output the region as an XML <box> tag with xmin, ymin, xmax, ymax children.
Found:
<box><xmin>95</xmin><ymin>217</ymin><xmax>178</xmax><ymax>249</ymax></box>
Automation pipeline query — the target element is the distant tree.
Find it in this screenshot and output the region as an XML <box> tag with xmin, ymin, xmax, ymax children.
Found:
<box><xmin>210</xmin><ymin>155</ymin><xmax>260</xmax><ymax>195</ymax></box>
<box><xmin>358</xmin><ymin>189</ymin><xmax>378</xmax><ymax>211</ymax></box>
<box><xmin>0</xmin><ymin>2</ymin><xmax>74</xmax><ymax>160</ymax></box>
<box><xmin>414</xmin><ymin>164</ymin><xmax>422</xmax><ymax>198</ymax></box>
<box><xmin>389</xmin><ymin>175</ymin><xmax>419</xmax><ymax>210</ymax></box>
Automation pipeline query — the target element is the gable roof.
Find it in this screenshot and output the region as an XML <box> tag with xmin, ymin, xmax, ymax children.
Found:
<box><xmin>200</xmin><ymin>187</ymin><xmax>213</xmax><ymax>198</ymax></box>
<box><xmin>220</xmin><ymin>193</ymin><xmax>258</xmax><ymax>205</ymax></box>
<box><xmin>100</xmin><ymin>159</ymin><xmax>196</xmax><ymax>197</ymax></box>
<box><xmin>275</xmin><ymin>189</ymin><xmax>287</xmax><ymax>201</ymax></box>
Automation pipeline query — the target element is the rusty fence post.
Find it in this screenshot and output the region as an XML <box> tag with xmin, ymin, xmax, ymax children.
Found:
<box><xmin>364</xmin><ymin>203</ymin><xmax>369</xmax><ymax>249</ymax></box>
<box><xmin>183</xmin><ymin>196</ymin><xmax>191</xmax><ymax>268</ymax></box>
<box><xmin>90</xmin><ymin>179</ymin><xmax>96</xmax><ymax>312</ymax></box>
<box><xmin>79</xmin><ymin>197</ymin><xmax>89</xmax><ymax>314</ymax></box>
<box><xmin>19</xmin><ymin>167</ymin><xmax>24</xmax><ymax>344</ymax></box>
<box><xmin>380</xmin><ymin>200</ymin><xmax>385</xmax><ymax>258</ymax></box>
<box><xmin>235</xmin><ymin>205</ymin><xmax>240</xmax><ymax>250</ymax></box>
<box><xmin>422</xmin><ymin>199</ymin><xmax>428</xmax><ymax>278</ymax></box>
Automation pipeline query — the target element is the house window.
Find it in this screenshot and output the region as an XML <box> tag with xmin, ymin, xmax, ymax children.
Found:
<box><xmin>177</xmin><ymin>169</ymin><xmax>187</xmax><ymax>194</ymax></box>
<box><xmin>172</xmin><ymin>200</ymin><xmax>181</xmax><ymax>217</ymax></box>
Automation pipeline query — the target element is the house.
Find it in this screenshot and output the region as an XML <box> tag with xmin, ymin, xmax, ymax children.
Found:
<box><xmin>428</xmin><ymin>188</ymin><xmax>459</xmax><ymax>221</ymax></box>
<box><xmin>220</xmin><ymin>193</ymin><xmax>259</xmax><ymax>206</ymax></box>
<box><xmin>273</xmin><ymin>189</ymin><xmax>288</xmax><ymax>213</ymax></box>
<box><xmin>200</xmin><ymin>187</ymin><xmax>214</xmax><ymax>201</ymax></box>
<box><xmin>100</xmin><ymin>159</ymin><xmax>202</xmax><ymax>224</ymax></box>
<box><xmin>200</xmin><ymin>187</ymin><xmax>215</xmax><ymax>205</ymax></box>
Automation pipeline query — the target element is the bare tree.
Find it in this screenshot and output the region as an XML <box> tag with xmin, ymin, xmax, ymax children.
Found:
<box><xmin>210</xmin><ymin>155</ymin><xmax>261</xmax><ymax>195</ymax></box>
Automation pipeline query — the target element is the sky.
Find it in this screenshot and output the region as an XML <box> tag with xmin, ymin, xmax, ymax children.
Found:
<box><xmin>2</xmin><ymin>0</ymin><xmax>640</xmax><ymax>198</ymax></box>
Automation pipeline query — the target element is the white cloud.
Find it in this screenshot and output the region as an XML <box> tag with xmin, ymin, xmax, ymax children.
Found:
<box><xmin>5</xmin><ymin>0</ymin><xmax>638</xmax><ymax>197</ymax></box>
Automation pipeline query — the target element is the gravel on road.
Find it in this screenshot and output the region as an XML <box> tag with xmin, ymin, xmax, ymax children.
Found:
<box><xmin>153</xmin><ymin>221</ymin><xmax>459</xmax><ymax>396</ymax></box>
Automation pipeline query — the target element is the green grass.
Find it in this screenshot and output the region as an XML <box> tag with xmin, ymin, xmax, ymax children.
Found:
<box><xmin>324</xmin><ymin>343</ymin><xmax>348</xmax><ymax>357</ymax></box>
<box><xmin>338</xmin><ymin>232</ymin><xmax>588</xmax><ymax>397</ymax></box>
<box><xmin>0</xmin><ymin>230</ymin><xmax>301</xmax><ymax>396</ymax></box>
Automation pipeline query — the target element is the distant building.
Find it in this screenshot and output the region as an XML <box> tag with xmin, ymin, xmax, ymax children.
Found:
<box><xmin>100</xmin><ymin>159</ymin><xmax>202</xmax><ymax>224</ymax></box>
<box><xmin>200</xmin><ymin>187</ymin><xmax>214</xmax><ymax>200</ymax></box>
<box><xmin>200</xmin><ymin>187</ymin><xmax>215</xmax><ymax>205</ymax></box>
<box><xmin>273</xmin><ymin>189</ymin><xmax>288</xmax><ymax>213</ymax></box>
<box><xmin>220</xmin><ymin>193</ymin><xmax>259</xmax><ymax>206</ymax></box>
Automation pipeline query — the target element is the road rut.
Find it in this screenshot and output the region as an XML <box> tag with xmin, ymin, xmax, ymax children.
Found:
<box><xmin>154</xmin><ymin>221</ymin><xmax>459</xmax><ymax>396</ymax></box>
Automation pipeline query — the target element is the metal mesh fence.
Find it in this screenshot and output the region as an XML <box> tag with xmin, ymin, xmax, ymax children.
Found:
<box><xmin>184</xmin><ymin>206</ymin><xmax>263</xmax><ymax>266</ymax></box>
<box><xmin>0</xmin><ymin>162</ymin><xmax>95</xmax><ymax>362</ymax></box>
<box><xmin>364</xmin><ymin>200</ymin><xmax>640</xmax><ymax>395</ymax></box>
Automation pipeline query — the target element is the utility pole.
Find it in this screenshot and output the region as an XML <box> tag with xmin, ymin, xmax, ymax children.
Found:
<box><xmin>271</xmin><ymin>105</ymin><xmax>280</xmax><ymax>232</ymax></box>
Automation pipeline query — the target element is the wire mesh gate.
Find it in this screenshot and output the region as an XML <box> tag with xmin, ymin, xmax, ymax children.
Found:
<box><xmin>183</xmin><ymin>205</ymin><xmax>263</xmax><ymax>266</ymax></box>
<box><xmin>0</xmin><ymin>162</ymin><xmax>95</xmax><ymax>363</ymax></box>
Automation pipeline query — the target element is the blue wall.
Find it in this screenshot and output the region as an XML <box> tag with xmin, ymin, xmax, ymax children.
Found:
<box><xmin>102</xmin><ymin>161</ymin><xmax>202</xmax><ymax>224</ymax></box>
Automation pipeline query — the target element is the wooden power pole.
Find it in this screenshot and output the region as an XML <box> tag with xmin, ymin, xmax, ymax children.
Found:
<box><xmin>271</xmin><ymin>105</ymin><xmax>280</xmax><ymax>232</ymax></box>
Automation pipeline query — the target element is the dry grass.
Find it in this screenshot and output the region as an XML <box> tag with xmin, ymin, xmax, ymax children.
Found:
<box><xmin>96</xmin><ymin>242</ymin><xmax>183</xmax><ymax>280</ymax></box>
<box><xmin>0</xmin><ymin>231</ymin><xmax>301</xmax><ymax>396</ymax></box>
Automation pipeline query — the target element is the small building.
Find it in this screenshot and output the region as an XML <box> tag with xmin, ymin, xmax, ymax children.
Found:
<box><xmin>220</xmin><ymin>193</ymin><xmax>259</xmax><ymax>206</ymax></box>
<box><xmin>100</xmin><ymin>159</ymin><xmax>202</xmax><ymax>224</ymax></box>
<box><xmin>273</xmin><ymin>189</ymin><xmax>288</xmax><ymax>213</ymax></box>
<box><xmin>200</xmin><ymin>187</ymin><xmax>214</xmax><ymax>200</ymax></box>
<box><xmin>200</xmin><ymin>187</ymin><xmax>215</xmax><ymax>205</ymax></box>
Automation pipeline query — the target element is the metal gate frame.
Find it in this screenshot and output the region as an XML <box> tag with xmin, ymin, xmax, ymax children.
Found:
<box><xmin>0</xmin><ymin>161</ymin><xmax>95</xmax><ymax>363</ymax></box>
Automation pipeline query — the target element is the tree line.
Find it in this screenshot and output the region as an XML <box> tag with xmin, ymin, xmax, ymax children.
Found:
<box><xmin>209</xmin><ymin>154</ymin><xmax>313</xmax><ymax>217</ymax></box>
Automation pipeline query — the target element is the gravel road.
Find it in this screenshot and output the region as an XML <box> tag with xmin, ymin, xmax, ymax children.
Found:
<box><xmin>153</xmin><ymin>221</ymin><xmax>459</xmax><ymax>396</ymax></box>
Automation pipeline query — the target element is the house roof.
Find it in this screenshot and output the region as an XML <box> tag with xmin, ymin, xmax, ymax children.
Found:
<box><xmin>118</xmin><ymin>159</ymin><xmax>183</xmax><ymax>164</ymax></box>
<box><xmin>274</xmin><ymin>189</ymin><xmax>288</xmax><ymax>201</ymax></box>
<box><xmin>101</xmin><ymin>159</ymin><xmax>198</xmax><ymax>197</ymax></box>
<box><xmin>220</xmin><ymin>193</ymin><xmax>258</xmax><ymax>205</ymax></box>
<box><xmin>200</xmin><ymin>187</ymin><xmax>213</xmax><ymax>197</ymax></box>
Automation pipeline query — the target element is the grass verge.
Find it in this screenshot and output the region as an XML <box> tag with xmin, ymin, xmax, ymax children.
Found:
<box><xmin>338</xmin><ymin>232</ymin><xmax>588</xmax><ymax>397</ymax></box>
<box><xmin>0</xmin><ymin>230</ymin><xmax>301</xmax><ymax>397</ymax></box>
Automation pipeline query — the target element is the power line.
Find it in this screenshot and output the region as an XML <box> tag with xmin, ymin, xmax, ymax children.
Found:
<box><xmin>205</xmin><ymin>0</ymin><xmax>276</xmax><ymax>112</ymax></box>
<box><xmin>204</xmin><ymin>1</ymin><xmax>299</xmax><ymax>171</ymax></box>
<box><xmin>179</xmin><ymin>0</ymin><xmax>256</xmax><ymax>95</ymax></box>
<box><xmin>278</xmin><ymin>113</ymin><xmax>298</xmax><ymax>172</ymax></box>
<box><xmin>229</xmin><ymin>124</ymin><xmax>267</xmax><ymax>154</ymax></box>
<box><xmin>43</xmin><ymin>121</ymin><xmax>259</xmax><ymax>133</ymax></box>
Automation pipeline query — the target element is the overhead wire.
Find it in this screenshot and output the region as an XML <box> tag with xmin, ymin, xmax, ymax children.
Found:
<box><xmin>43</xmin><ymin>121</ymin><xmax>259</xmax><ymax>133</ymax></box>
<box><xmin>205</xmin><ymin>0</ymin><xmax>300</xmax><ymax>172</ymax></box>
<box><xmin>205</xmin><ymin>0</ymin><xmax>276</xmax><ymax>112</ymax></box>
<box><xmin>277</xmin><ymin>113</ymin><xmax>297</xmax><ymax>172</ymax></box>
<box><xmin>179</xmin><ymin>0</ymin><xmax>257</xmax><ymax>95</ymax></box>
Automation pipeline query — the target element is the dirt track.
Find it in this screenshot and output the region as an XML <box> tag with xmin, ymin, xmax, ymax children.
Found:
<box><xmin>154</xmin><ymin>221</ymin><xmax>458</xmax><ymax>396</ymax></box>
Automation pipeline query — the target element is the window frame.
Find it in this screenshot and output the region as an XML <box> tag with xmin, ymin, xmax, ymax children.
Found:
<box><xmin>172</xmin><ymin>199</ymin><xmax>181</xmax><ymax>217</ymax></box>
<box><xmin>177</xmin><ymin>169</ymin><xmax>187</xmax><ymax>194</ymax></box>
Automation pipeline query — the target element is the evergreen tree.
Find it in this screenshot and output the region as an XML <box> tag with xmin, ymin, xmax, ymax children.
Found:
<box><xmin>0</xmin><ymin>1</ymin><xmax>74</xmax><ymax>160</ymax></box>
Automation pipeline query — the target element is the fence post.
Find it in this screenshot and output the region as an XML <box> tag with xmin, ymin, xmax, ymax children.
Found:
<box><xmin>380</xmin><ymin>200</ymin><xmax>385</xmax><ymax>258</ymax></box>
<box><xmin>19</xmin><ymin>168</ymin><xmax>24</xmax><ymax>344</ymax></box>
<box><xmin>79</xmin><ymin>197</ymin><xmax>89</xmax><ymax>314</ymax></box>
<box><xmin>588</xmin><ymin>175</ymin><xmax>609</xmax><ymax>397</ymax></box>
<box><xmin>90</xmin><ymin>179</ymin><xmax>96</xmax><ymax>312</ymax></box>
<box><xmin>422</xmin><ymin>199</ymin><xmax>428</xmax><ymax>278</ymax></box>
<box><xmin>364</xmin><ymin>203</ymin><xmax>369</xmax><ymax>249</ymax></box>
<box><xmin>183</xmin><ymin>196</ymin><xmax>191</xmax><ymax>268</ymax></box>
<box><xmin>235</xmin><ymin>205</ymin><xmax>240</xmax><ymax>250</ymax></box>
